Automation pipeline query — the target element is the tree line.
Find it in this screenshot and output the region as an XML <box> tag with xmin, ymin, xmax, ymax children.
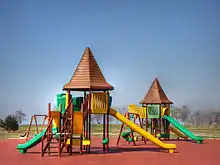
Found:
<box><xmin>171</xmin><ymin>105</ymin><xmax>220</xmax><ymax>127</ymax></box>
<box><xmin>1</xmin><ymin>105</ymin><xmax>219</xmax><ymax>131</ymax></box>
<box><xmin>91</xmin><ymin>106</ymin><xmax>220</xmax><ymax>127</ymax></box>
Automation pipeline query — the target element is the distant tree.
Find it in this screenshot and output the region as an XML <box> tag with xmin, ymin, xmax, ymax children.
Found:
<box><xmin>0</xmin><ymin>118</ymin><xmax>4</xmax><ymax>128</ymax></box>
<box><xmin>179</xmin><ymin>105</ymin><xmax>191</xmax><ymax>122</ymax></box>
<box><xmin>15</xmin><ymin>110</ymin><xmax>26</xmax><ymax>124</ymax></box>
<box><xmin>194</xmin><ymin>110</ymin><xmax>208</xmax><ymax>127</ymax></box>
<box><xmin>91</xmin><ymin>114</ymin><xmax>103</xmax><ymax>124</ymax></box>
<box><xmin>118</xmin><ymin>107</ymin><xmax>127</xmax><ymax>114</ymax></box>
<box><xmin>171</xmin><ymin>106</ymin><xmax>181</xmax><ymax>120</ymax></box>
<box><xmin>114</xmin><ymin>107</ymin><xmax>127</xmax><ymax>124</ymax></box>
<box><xmin>204</xmin><ymin>110</ymin><xmax>216</xmax><ymax>126</ymax></box>
<box><xmin>188</xmin><ymin>111</ymin><xmax>197</xmax><ymax>125</ymax></box>
<box><xmin>213</xmin><ymin>111</ymin><xmax>220</xmax><ymax>126</ymax></box>
<box><xmin>108</xmin><ymin>115</ymin><xmax>114</xmax><ymax>123</ymax></box>
<box><xmin>3</xmin><ymin>114</ymin><xmax>19</xmax><ymax>132</ymax></box>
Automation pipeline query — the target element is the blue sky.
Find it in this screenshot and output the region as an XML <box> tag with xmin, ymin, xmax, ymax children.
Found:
<box><xmin>0</xmin><ymin>0</ymin><xmax>220</xmax><ymax>121</ymax></box>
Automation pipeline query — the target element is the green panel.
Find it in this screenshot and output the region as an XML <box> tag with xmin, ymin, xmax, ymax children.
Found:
<box><xmin>158</xmin><ymin>133</ymin><xmax>170</xmax><ymax>138</ymax></box>
<box><xmin>163</xmin><ymin>115</ymin><xmax>204</xmax><ymax>143</ymax></box>
<box><xmin>147</xmin><ymin>105</ymin><xmax>160</xmax><ymax>118</ymax></box>
<box><xmin>72</xmin><ymin>97</ymin><xmax>83</xmax><ymax>111</ymax></box>
<box><xmin>56</xmin><ymin>93</ymin><xmax>66</xmax><ymax>114</ymax></box>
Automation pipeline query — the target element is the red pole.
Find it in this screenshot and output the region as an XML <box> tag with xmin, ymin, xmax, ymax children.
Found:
<box><xmin>106</xmin><ymin>91</ymin><xmax>110</xmax><ymax>152</ymax></box>
<box><xmin>88</xmin><ymin>91</ymin><xmax>91</xmax><ymax>152</ymax></box>
<box><xmin>103</xmin><ymin>114</ymin><xmax>106</xmax><ymax>152</ymax></box>
<box><xmin>34</xmin><ymin>115</ymin><xmax>39</xmax><ymax>134</ymax></box>
<box><xmin>58</xmin><ymin>104</ymin><xmax>62</xmax><ymax>156</ymax></box>
<box><xmin>70</xmin><ymin>101</ymin><xmax>73</xmax><ymax>155</ymax></box>
<box><xmin>116</xmin><ymin>114</ymin><xmax>125</xmax><ymax>146</ymax></box>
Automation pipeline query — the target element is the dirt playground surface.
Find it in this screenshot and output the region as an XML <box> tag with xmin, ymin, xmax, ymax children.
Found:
<box><xmin>1</xmin><ymin>137</ymin><xmax>220</xmax><ymax>165</ymax></box>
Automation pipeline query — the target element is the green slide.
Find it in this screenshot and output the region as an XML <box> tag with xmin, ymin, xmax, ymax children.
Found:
<box><xmin>163</xmin><ymin>115</ymin><xmax>204</xmax><ymax>144</ymax></box>
<box><xmin>17</xmin><ymin>128</ymin><xmax>57</xmax><ymax>153</ymax></box>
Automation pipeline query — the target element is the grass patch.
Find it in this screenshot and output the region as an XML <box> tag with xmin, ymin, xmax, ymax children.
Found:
<box><xmin>1</xmin><ymin>124</ymin><xmax>220</xmax><ymax>139</ymax></box>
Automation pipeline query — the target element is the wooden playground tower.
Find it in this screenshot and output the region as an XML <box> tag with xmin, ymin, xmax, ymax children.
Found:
<box><xmin>117</xmin><ymin>78</ymin><xmax>175</xmax><ymax>145</ymax></box>
<box><xmin>140</xmin><ymin>78</ymin><xmax>173</xmax><ymax>139</ymax></box>
<box><xmin>39</xmin><ymin>47</ymin><xmax>114</xmax><ymax>156</ymax></box>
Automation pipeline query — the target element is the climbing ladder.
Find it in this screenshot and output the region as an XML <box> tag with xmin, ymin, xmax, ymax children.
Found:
<box><xmin>59</xmin><ymin>101</ymin><xmax>74</xmax><ymax>156</ymax></box>
<box><xmin>41</xmin><ymin>100</ymin><xmax>74</xmax><ymax>157</ymax></box>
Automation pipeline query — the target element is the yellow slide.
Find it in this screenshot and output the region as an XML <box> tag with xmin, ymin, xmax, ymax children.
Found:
<box><xmin>169</xmin><ymin>126</ymin><xmax>188</xmax><ymax>139</ymax></box>
<box><xmin>109</xmin><ymin>108</ymin><xmax>177</xmax><ymax>152</ymax></box>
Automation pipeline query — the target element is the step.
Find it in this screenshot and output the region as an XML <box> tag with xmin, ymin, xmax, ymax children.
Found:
<box><xmin>50</xmin><ymin>142</ymin><xmax>58</xmax><ymax>144</ymax></box>
<box><xmin>49</xmin><ymin>146</ymin><xmax>58</xmax><ymax>149</ymax></box>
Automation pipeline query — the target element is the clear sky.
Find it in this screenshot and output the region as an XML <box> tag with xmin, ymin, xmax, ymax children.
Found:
<box><xmin>0</xmin><ymin>0</ymin><xmax>220</xmax><ymax>120</ymax></box>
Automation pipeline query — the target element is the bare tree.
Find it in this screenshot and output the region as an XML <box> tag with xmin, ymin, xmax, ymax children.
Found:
<box><xmin>171</xmin><ymin>106</ymin><xmax>181</xmax><ymax>120</ymax></box>
<box><xmin>194</xmin><ymin>110</ymin><xmax>208</xmax><ymax>127</ymax></box>
<box><xmin>118</xmin><ymin>107</ymin><xmax>127</xmax><ymax>114</ymax></box>
<box><xmin>109</xmin><ymin>115</ymin><xmax>114</xmax><ymax>123</ymax></box>
<box><xmin>179</xmin><ymin>105</ymin><xmax>191</xmax><ymax>122</ymax></box>
<box><xmin>91</xmin><ymin>114</ymin><xmax>103</xmax><ymax>124</ymax></box>
<box><xmin>188</xmin><ymin>111</ymin><xmax>197</xmax><ymax>125</ymax></box>
<box><xmin>15</xmin><ymin>110</ymin><xmax>26</xmax><ymax>124</ymax></box>
<box><xmin>213</xmin><ymin>111</ymin><xmax>220</xmax><ymax>126</ymax></box>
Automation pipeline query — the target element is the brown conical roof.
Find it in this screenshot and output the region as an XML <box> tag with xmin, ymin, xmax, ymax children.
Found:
<box><xmin>140</xmin><ymin>78</ymin><xmax>173</xmax><ymax>104</ymax></box>
<box><xmin>63</xmin><ymin>47</ymin><xmax>114</xmax><ymax>91</ymax></box>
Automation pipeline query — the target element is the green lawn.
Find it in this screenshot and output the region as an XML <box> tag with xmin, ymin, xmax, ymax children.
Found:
<box><xmin>1</xmin><ymin>124</ymin><xmax>220</xmax><ymax>139</ymax></box>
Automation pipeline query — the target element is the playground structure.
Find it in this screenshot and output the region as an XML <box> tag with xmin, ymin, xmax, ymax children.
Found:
<box><xmin>117</xmin><ymin>105</ymin><xmax>147</xmax><ymax>146</ymax></box>
<box><xmin>117</xmin><ymin>78</ymin><xmax>204</xmax><ymax>145</ymax></box>
<box><xmin>16</xmin><ymin>47</ymin><xmax>204</xmax><ymax>157</ymax></box>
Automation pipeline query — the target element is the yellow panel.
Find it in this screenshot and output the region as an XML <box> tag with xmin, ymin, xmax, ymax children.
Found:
<box><xmin>66</xmin><ymin>139</ymin><xmax>91</xmax><ymax>146</ymax></box>
<box><xmin>73</xmin><ymin>112</ymin><xmax>83</xmax><ymax>134</ymax></box>
<box><xmin>91</xmin><ymin>92</ymin><xmax>108</xmax><ymax>114</ymax></box>
<box><xmin>50</xmin><ymin>111</ymin><xmax>60</xmax><ymax>129</ymax></box>
<box><xmin>161</xmin><ymin>106</ymin><xmax>170</xmax><ymax>117</ymax></box>
<box><xmin>128</xmin><ymin>104</ymin><xmax>146</xmax><ymax>119</ymax></box>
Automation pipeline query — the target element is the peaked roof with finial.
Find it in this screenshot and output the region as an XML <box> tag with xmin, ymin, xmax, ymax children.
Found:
<box><xmin>140</xmin><ymin>78</ymin><xmax>173</xmax><ymax>104</ymax></box>
<box><xmin>63</xmin><ymin>47</ymin><xmax>114</xmax><ymax>91</ymax></box>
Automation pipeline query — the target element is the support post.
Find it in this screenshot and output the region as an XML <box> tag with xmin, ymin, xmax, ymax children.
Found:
<box><xmin>130</xmin><ymin>113</ymin><xmax>136</xmax><ymax>146</ymax></box>
<box><xmin>88</xmin><ymin>91</ymin><xmax>92</xmax><ymax>152</ymax></box>
<box><xmin>103</xmin><ymin>114</ymin><xmax>106</xmax><ymax>152</ymax></box>
<box><xmin>26</xmin><ymin>116</ymin><xmax>33</xmax><ymax>141</ymax></box>
<box><xmin>116</xmin><ymin>114</ymin><xmax>125</xmax><ymax>146</ymax></box>
<box><xmin>69</xmin><ymin>102</ymin><xmax>73</xmax><ymax>155</ymax></box>
<box><xmin>33</xmin><ymin>115</ymin><xmax>39</xmax><ymax>134</ymax></box>
<box><xmin>106</xmin><ymin>91</ymin><xmax>110</xmax><ymax>152</ymax></box>
<box><xmin>58</xmin><ymin>104</ymin><xmax>62</xmax><ymax>156</ymax></box>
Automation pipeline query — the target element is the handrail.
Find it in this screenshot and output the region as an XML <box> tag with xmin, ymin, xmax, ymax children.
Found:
<box><xmin>41</xmin><ymin>118</ymin><xmax>53</xmax><ymax>157</ymax></box>
<box><xmin>41</xmin><ymin>118</ymin><xmax>53</xmax><ymax>140</ymax></box>
<box><xmin>59</xmin><ymin>99</ymin><xmax>74</xmax><ymax>155</ymax></box>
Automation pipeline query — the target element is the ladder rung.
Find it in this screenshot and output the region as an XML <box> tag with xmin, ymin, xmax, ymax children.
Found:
<box><xmin>50</xmin><ymin>142</ymin><xmax>57</xmax><ymax>144</ymax></box>
<box><xmin>49</xmin><ymin>146</ymin><xmax>58</xmax><ymax>148</ymax></box>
